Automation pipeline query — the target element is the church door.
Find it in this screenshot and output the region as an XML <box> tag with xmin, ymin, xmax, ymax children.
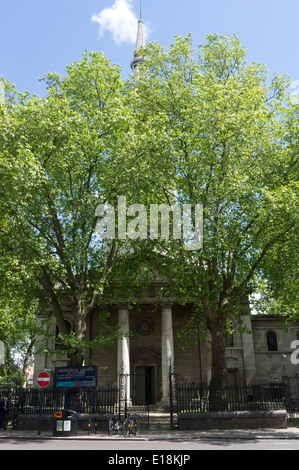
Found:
<box><xmin>131</xmin><ymin>366</ymin><xmax>156</xmax><ymax>405</ymax></box>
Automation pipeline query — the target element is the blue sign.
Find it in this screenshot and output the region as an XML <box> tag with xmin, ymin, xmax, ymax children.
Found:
<box><xmin>55</xmin><ymin>366</ymin><xmax>97</xmax><ymax>389</ymax></box>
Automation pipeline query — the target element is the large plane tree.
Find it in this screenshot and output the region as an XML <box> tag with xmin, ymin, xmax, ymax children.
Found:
<box><xmin>0</xmin><ymin>52</ymin><xmax>144</xmax><ymax>366</ymax></box>
<box><xmin>132</xmin><ymin>33</ymin><xmax>298</xmax><ymax>388</ymax></box>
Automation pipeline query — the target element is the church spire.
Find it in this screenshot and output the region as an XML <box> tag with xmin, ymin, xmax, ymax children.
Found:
<box><xmin>130</xmin><ymin>5</ymin><xmax>145</xmax><ymax>75</ymax></box>
<box><xmin>135</xmin><ymin>18</ymin><xmax>145</xmax><ymax>51</ymax></box>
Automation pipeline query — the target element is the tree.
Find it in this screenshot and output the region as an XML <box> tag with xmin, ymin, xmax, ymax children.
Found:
<box><xmin>0</xmin><ymin>250</ymin><xmax>41</xmax><ymax>386</ymax></box>
<box><xmin>0</xmin><ymin>51</ymin><xmax>141</xmax><ymax>366</ymax></box>
<box><xmin>1</xmin><ymin>35</ymin><xmax>297</xmax><ymax>390</ymax></box>
<box><xmin>132</xmin><ymin>34</ymin><xmax>298</xmax><ymax>388</ymax></box>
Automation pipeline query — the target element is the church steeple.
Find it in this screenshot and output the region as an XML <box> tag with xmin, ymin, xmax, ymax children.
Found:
<box><xmin>130</xmin><ymin>15</ymin><xmax>146</xmax><ymax>75</ymax></box>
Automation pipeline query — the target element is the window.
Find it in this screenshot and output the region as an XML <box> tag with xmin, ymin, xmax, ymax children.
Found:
<box><xmin>225</xmin><ymin>330</ymin><xmax>234</xmax><ymax>347</ymax></box>
<box><xmin>136</xmin><ymin>318</ymin><xmax>154</xmax><ymax>335</ymax></box>
<box><xmin>225</xmin><ymin>319</ymin><xmax>234</xmax><ymax>347</ymax></box>
<box><xmin>267</xmin><ymin>332</ymin><xmax>278</xmax><ymax>351</ymax></box>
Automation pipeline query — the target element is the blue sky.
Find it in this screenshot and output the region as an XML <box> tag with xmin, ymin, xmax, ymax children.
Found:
<box><xmin>1</xmin><ymin>0</ymin><xmax>299</xmax><ymax>97</ymax></box>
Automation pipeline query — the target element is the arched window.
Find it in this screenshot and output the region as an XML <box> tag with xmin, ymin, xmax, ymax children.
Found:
<box><xmin>267</xmin><ymin>331</ymin><xmax>278</xmax><ymax>351</ymax></box>
<box><xmin>225</xmin><ymin>319</ymin><xmax>234</xmax><ymax>347</ymax></box>
<box><xmin>225</xmin><ymin>330</ymin><xmax>234</xmax><ymax>347</ymax></box>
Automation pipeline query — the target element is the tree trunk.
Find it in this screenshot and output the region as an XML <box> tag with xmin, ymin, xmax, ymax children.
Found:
<box><xmin>67</xmin><ymin>301</ymin><xmax>87</xmax><ymax>367</ymax></box>
<box><xmin>40</xmin><ymin>269</ymin><xmax>67</xmax><ymax>336</ymax></box>
<box><xmin>22</xmin><ymin>335</ymin><xmax>35</xmax><ymax>386</ymax></box>
<box><xmin>208</xmin><ymin>314</ymin><xmax>228</xmax><ymax>411</ymax></box>
<box><xmin>209</xmin><ymin>318</ymin><xmax>228</xmax><ymax>387</ymax></box>
<box><xmin>67</xmin><ymin>352</ymin><xmax>84</xmax><ymax>367</ymax></box>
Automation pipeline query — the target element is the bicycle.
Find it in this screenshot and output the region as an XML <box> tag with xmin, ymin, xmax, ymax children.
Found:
<box><xmin>107</xmin><ymin>413</ymin><xmax>122</xmax><ymax>436</ymax></box>
<box><xmin>122</xmin><ymin>414</ymin><xmax>141</xmax><ymax>437</ymax></box>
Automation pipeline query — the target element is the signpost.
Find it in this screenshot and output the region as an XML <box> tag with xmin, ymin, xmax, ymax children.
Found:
<box><xmin>36</xmin><ymin>371</ymin><xmax>51</xmax><ymax>435</ymax></box>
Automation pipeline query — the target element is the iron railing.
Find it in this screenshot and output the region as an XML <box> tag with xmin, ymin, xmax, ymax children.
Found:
<box><xmin>2</xmin><ymin>370</ymin><xmax>150</xmax><ymax>428</ymax></box>
<box><xmin>173</xmin><ymin>382</ymin><xmax>286</xmax><ymax>414</ymax></box>
<box><xmin>4</xmin><ymin>374</ymin><xmax>299</xmax><ymax>429</ymax></box>
<box><xmin>17</xmin><ymin>386</ymin><xmax>120</xmax><ymax>415</ymax></box>
<box><xmin>168</xmin><ymin>366</ymin><xmax>290</xmax><ymax>428</ymax></box>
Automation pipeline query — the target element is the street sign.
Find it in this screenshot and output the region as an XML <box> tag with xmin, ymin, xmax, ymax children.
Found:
<box><xmin>37</xmin><ymin>371</ymin><xmax>51</xmax><ymax>388</ymax></box>
<box><xmin>55</xmin><ymin>366</ymin><xmax>97</xmax><ymax>389</ymax></box>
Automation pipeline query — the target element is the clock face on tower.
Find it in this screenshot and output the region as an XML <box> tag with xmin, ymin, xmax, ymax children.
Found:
<box><xmin>136</xmin><ymin>318</ymin><xmax>153</xmax><ymax>335</ymax></box>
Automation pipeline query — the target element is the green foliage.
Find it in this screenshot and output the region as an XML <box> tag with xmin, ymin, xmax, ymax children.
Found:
<box><xmin>130</xmin><ymin>33</ymin><xmax>298</xmax><ymax>385</ymax></box>
<box><xmin>0</xmin><ymin>35</ymin><xmax>297</xmax><ymax>382</ymax></box>
<box><xmin>0</xmin><ymin>51</ymin><xmax>140</xmax><ymax>365</ymax></box>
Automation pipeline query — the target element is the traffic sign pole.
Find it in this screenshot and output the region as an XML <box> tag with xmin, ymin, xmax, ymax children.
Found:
<box><xmin>36</xmin><ymin>371</ymin><xmax>51</xmax><ymax>435</ymax></box>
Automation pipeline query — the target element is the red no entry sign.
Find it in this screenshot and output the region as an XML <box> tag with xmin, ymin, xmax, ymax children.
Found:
<box><xmin>37</xmin><ymin>371</ymin><xmax>51</xmax><ymax>388</ymax></box>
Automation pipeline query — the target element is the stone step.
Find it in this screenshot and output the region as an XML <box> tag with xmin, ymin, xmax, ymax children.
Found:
<box><xmin>149</xmin><ymin>413</ymin><xmax>171</xmax><ymax>430</ymax></box>
<box><xmin>149</xmin><ymin>405</ymin><xmax>171</xmax><ymax>413</ymax></box>
<box><xmin>126</xmin><ymin>404</ymin><xmax>172</xmax><ymax>430</ymax></box>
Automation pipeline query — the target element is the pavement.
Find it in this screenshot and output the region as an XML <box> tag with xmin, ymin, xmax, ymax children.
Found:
<box><xmin>0</xmin><ymin>427</ymin><xmax>299</xmax><ymax>441</ymax></box>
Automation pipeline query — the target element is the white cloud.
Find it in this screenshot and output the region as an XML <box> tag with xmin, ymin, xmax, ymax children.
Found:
<box><xmin>92</xmin><ymin>0</ymin><xmax>146</xmax><ymax>45</ymax></box>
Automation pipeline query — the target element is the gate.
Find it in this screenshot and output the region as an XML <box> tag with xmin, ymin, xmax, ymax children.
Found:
<box><xmin>283</xmin><ymin>376</ymin><xmax>299</xmax><ymax>411</ymax></box>
<box><xmin>119</xmin><ymin>367</ymin><xmax>150</xmax><ymax>429</ymax></box>
<box><xmin>283</xmin><ymin>376</ymin><xmax>299</xmax><ymax>427</ymax></box>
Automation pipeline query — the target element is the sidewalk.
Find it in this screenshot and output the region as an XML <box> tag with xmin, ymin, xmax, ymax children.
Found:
<box><xmin>0</xmin><ymin>427</ymin><xmax>298</xmax><ymax>441</ymax></box>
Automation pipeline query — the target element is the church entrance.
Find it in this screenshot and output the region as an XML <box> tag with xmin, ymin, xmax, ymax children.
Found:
<box><xmin>130</xmin><ymin>348</ymin><xmax>162</xmax><ymax>405</ymax></box>
<box><xmin>131</xmin><ymin>366</ymin><xmax>156</xmax><ymax>405</ymax></box>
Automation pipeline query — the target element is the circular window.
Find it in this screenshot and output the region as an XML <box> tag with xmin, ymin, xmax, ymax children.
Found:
<box><xmin>137</xmin><ymin>318</ymin><xmax>153</xmax><ymax>335</ymax></box>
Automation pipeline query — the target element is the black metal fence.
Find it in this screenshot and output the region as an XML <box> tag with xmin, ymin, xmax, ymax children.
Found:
<box><xmin>1</xmin><ymin>374</ymin><xmax>149</xmax><ymax>428</ymax></box>
<box><xmin>172</xmin><ymin>382</ymin><xmax>286</xmax><ymax>414</ymax></box>
<box><xmin>282</xmin><ymin>376</ymin><xmax>299</xmax><ymax>427</ymax></box>
<box><xmin>3</xmin><ymin>373</ymin><xmax>299</xmax><ymax>429</ymax></box>
<box><xmin>1</xmin><ymin>370</ymin><xmax>150</xmax><ymax>429</ymax></box>
<box><xmin>17</xmin><ymin>386</ymin><xmax>120</xmax><ymax>415</ymax></box>
<box><xmin>169</xmin><ymin>366</ymin><xmax>293</xmax><ymax>427</ymax></box>
<box><xmin>283</xmin><ymin>376</ymin><xmax>299</xmax><ymax>412</ymax></box>
<box><xmin>0</xmin><ymin>386</ymin><xmax>120</xmax><ymax>425</ymax></box>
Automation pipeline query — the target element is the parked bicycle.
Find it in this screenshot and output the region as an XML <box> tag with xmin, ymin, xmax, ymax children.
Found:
<box><xmin>107</xmin><ymin>413</ymin><xmax>122</xmax><ymax>436</ymax></box>
<box><xmin>122</xmin><ymin>414</ymin><xmax>141</xmax><ymax>437</ymax></box>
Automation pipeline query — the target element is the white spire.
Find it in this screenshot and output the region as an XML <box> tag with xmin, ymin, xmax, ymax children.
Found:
<box><xmin>130</xmin><ymin>18</ymin><xmax>145</xmax><ymax>74</ymax></box>
<box><xmin>135</xmin><ymin>19</ymin><xmax>145</xmax><ymax>50</ymax></box>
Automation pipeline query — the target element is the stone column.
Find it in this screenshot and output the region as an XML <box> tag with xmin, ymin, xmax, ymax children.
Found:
<box><xmin>117</xmin><ymin>306</ymin><xmax>131</xmax><ymax>403</ymax></box>
<box><xmin>241</xmin><ymin>314</ymin><xmax>257</xmax><ymax>384</ymax></box>
<box><xmin>161</xmin><ymin>304</ymin><xmax>174</xmax><ymax>403</ymax></box>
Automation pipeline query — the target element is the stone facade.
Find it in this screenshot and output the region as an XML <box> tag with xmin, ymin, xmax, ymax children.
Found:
<box><xmin>34</xmin><ymin>303</ymin><xmax>299</xmax><ymax>405</ymax></box>
<box><xmin>252</xmin><ymin>316</ymin><xmax>299</xmax><ymax>382</ymax></box>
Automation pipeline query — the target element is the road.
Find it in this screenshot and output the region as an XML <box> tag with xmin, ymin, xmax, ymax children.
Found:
<box><xmin>1</xmin><ymin>437</ymin><xmax>299</xmax><ymax>451</ymax></box>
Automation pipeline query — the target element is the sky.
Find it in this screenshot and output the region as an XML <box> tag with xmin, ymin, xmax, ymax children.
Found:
<box><xmin>1</xmin><ymin>0</ymin><xmax>299</xmax><ymax>97</ymax></box>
